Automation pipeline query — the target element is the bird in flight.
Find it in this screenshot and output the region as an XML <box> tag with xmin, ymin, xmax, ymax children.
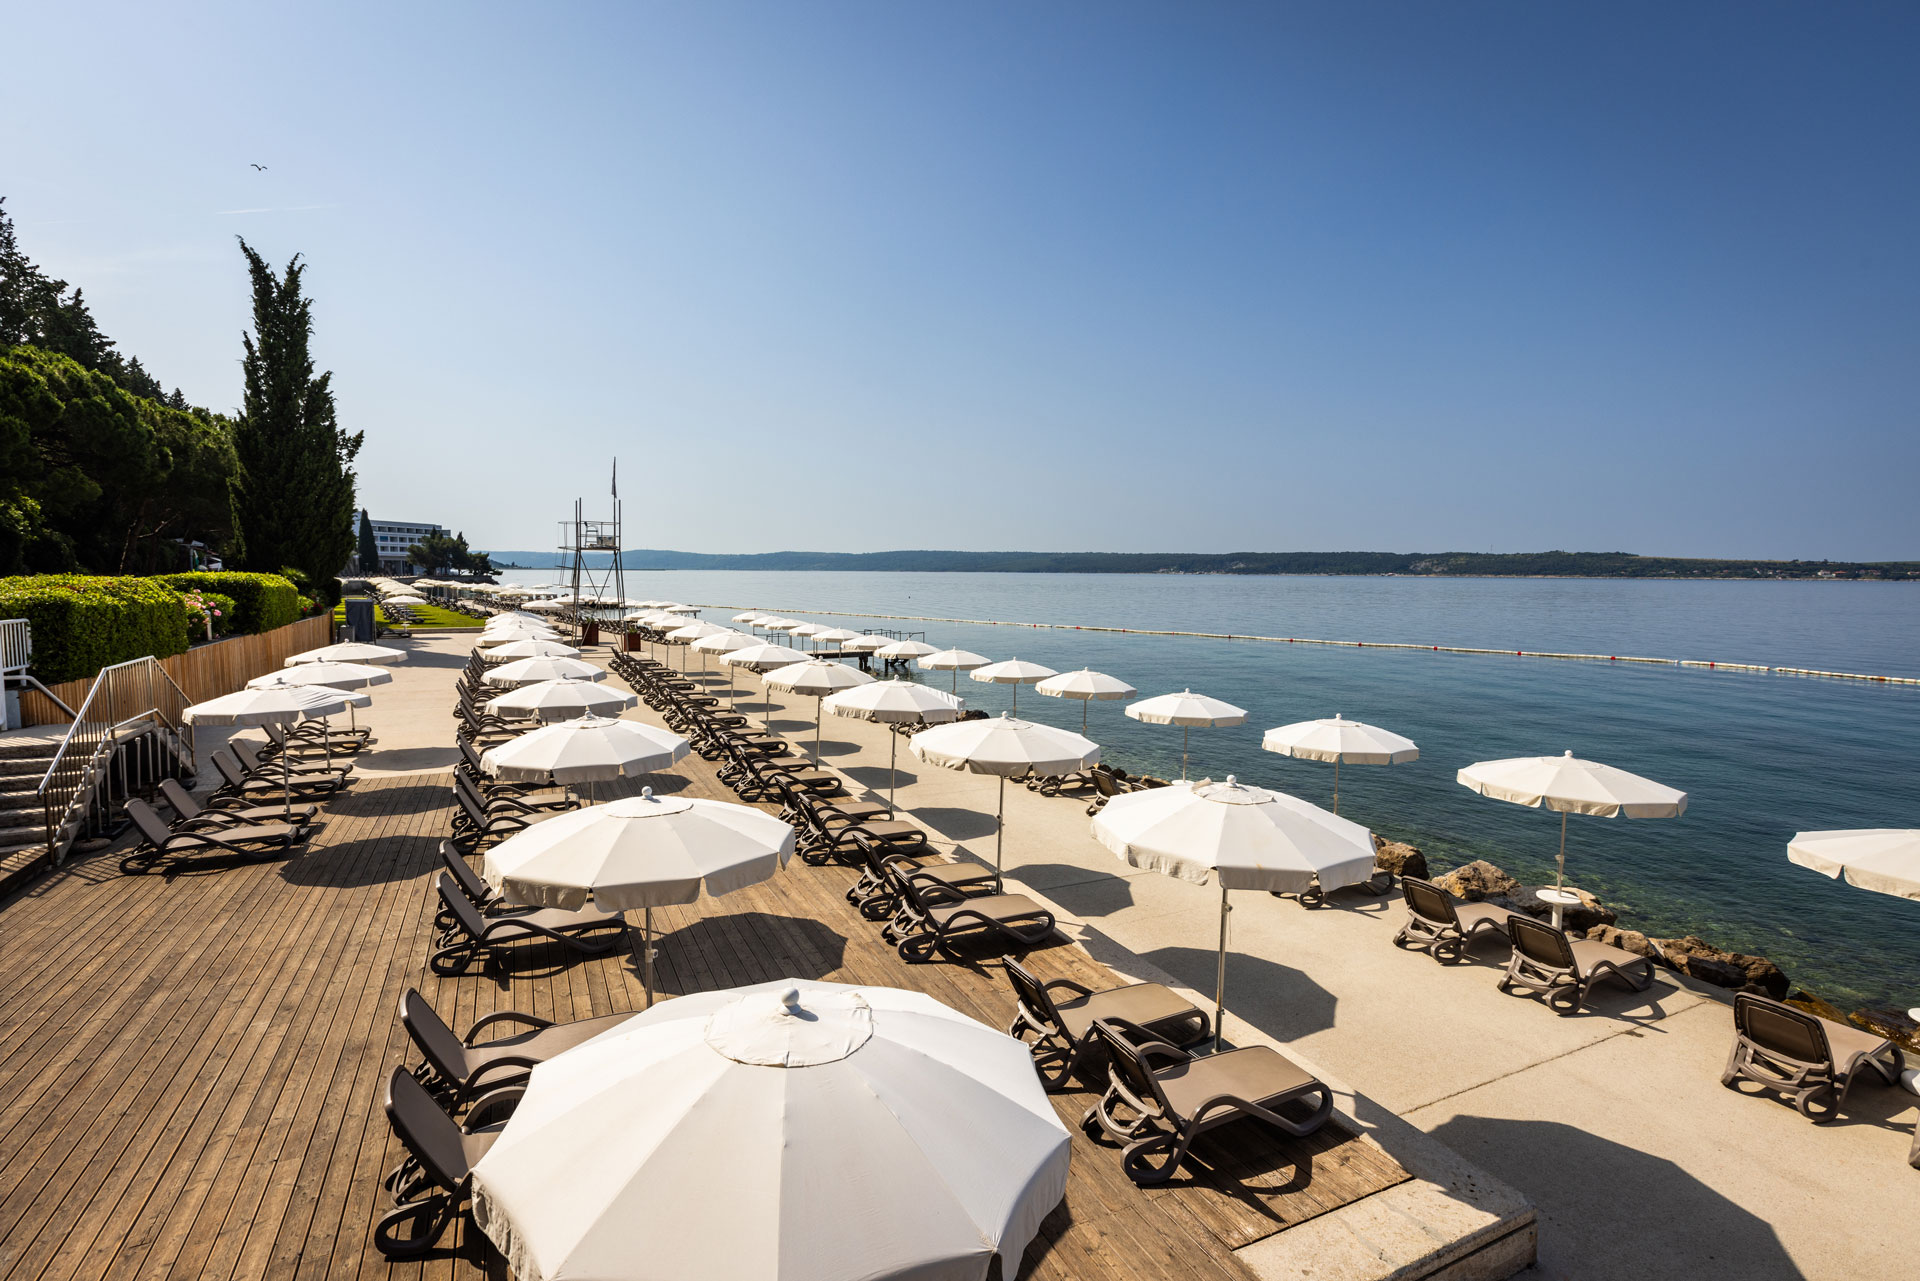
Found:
<box><xmin>250</xmin><ymin>163</ymin><xmax>268</xmax><ymax>171</ymax></box>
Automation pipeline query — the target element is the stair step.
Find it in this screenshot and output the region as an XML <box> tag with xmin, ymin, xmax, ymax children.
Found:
<box><xmin>0</xmin><ymin>808</ymin><xmax>43</xmax><ymax>831</ymax></box>
<box><xmin>0</xmin><ymin>744</ymin><xmax>61</xmax><ymax>762</ymax></box>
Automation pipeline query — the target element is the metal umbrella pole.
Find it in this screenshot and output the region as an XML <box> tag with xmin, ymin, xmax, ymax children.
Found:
<box><xmin>1555</xmin><ymin>810</ymin><xmax>1568</xmax><ymax>889</ymax></box>
<box><xmin>642</xmin><ymin>907</ymin><xmax>654</xmax><ymax>1007</ymax></box>
<box><xmin>995</xmin><ymin>775</ymin><xmax>1006</xmax><ymax>872</ymax></box>
<box><xmin>1214</xmin><ymin>883</ymin><xmax>1231</xmax><ymax>1052</ymax></box>
<box><xmin>1332</xmin><ymin>757</ymin><xmax>1340</xmax><ymax>814</ymax></box>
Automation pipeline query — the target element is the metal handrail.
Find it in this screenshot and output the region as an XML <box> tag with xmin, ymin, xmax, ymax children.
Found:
<box><xmin>36</xmin><ymin>656</ymin><xmax>196</xmax><ymax>865</ymax></box>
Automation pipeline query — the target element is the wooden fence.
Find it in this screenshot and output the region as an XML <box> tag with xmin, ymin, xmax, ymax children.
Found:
<box><xmin>19</xmin><ymin>614</ymin><xmax>335</xmax><ymax>726</ymax></box>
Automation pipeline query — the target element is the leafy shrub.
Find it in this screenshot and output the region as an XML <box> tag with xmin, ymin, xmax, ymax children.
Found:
<box><xmin>0</xmin><ymin>574</ymin><xmax>190</xmax><ymax>684</ymax></box>
<box><xmin>159</xmin><ymin>571</ymin><xmax>300</xmax><ymax>634</ymax></box>
<box><xmin>179</xmin><ymin>589</ymin><xmax>237</xmax><ymax>639</ymax></box>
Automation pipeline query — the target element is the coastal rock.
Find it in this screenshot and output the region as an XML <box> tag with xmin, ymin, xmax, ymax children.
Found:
<box><xmin>1513</xmin><ymin>885</ymin><xmax>1617</xmax><ymax>932</ymax></box>
<box><xmin>1847</xmin><ymin>1007</ymin><xmax>1920</xmax><ymax>1055</ymax></box>
<box><xmin>1787</xmin><ymin>990</ymin><xmax>1852</xmax><ymax>1024</ymax></box>
<box><xmin>1653</xmin><ymin>935</ymin><xmax>1789</xmax><ymax>1000</ymax></box>
<box><xmin>1582</xmin><ymin>924</ymin><xmax>1659</xmax><ymax>959</ymax></box>
<box><xmin>1431</xmin><ymin>860</ymin><xmax>1520</xmax><ymax>902</ymax></box>
<box><xmin>1370</xmin><ymin>837</ymin><xmax>1428</xmax><ymax>881</ymax></box>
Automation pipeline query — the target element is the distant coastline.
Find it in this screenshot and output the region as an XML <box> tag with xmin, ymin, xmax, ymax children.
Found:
<box><xmin>477</xmin><ymin>548</ymin><xmax>1917</xmax><ymax>581</ymax></box>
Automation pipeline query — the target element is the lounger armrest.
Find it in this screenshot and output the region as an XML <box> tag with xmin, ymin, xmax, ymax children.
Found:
<box><xmin>913</xmin><ymin>880</ymin><xmax>971</xmax><ymax>907</ymax></box>
<box><xmin>1040</xmin><ymin>976</ymin><xmax>1095</xmax><ymax>1000</ymax></box>
<box><xmin>1101</xmin><ymin>1018</ymin><xmax>1194</xmax><ymax>1067</ymax></box>
<box><xmin>174</xmin><ymin>829</ymin><xmax>290</xmax><ymax>856</ymax></box>
<box><xmin>464</xmin><ymin>1086</ymin><xmax>527</xmax><ymax>1131</ymax></box>
<box><xmin>465</xmin><ymin>1011</ymin><xmax>556</xmax><ymax>1042</ymax></box>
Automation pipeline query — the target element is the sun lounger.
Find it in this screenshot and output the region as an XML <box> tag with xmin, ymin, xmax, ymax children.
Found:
<box><xmin>1720</xmin><ymin>992</ymin><xmax>1903</xmax><ymax>1122</ymax></box>
<box><xmin>373</xmin><ymin>1066</ymin><xmax>520</xmax><ymax>1258</ymax></box>
<box><xmin>400</xmin><ymin>987</ymin><xmax>633</xmax><ymax>1106</ymax></box>
<box><xmin>1081</xmin><ymin>1017</ymin><xmax>1334</xmax><ymax>1184</ymax></box>
<box><xmin>120</xmin><ymin>797</ymin><xmax>303</xmax><ymax>873</ymax></box>
<box><xmin>434</xmin><ymin>841</ymin><xmax>619</xmax><ymax>941</ymax></box>
<box><xmin>209</xmin><ymin>747</ymin><xmax>344</xmax><ymax>801</ymax></box>
<box><xmin>1005</xmin><ymin>959</ymin><xmax>1210</xmax><ymax>1089</ymax></box>
<box><xmin>1498</xmin><ymin>914</ymin><xmax>1654</xmax><ymax>1014</ymax></box>
<box><xmin>783</xmin><ymin>784</ymin><xmax>927</xmax><ymax>866</ymax></box>
<box><xmin>231</xmin><ymin>738</ymin><xmax>351</xmax><ymax>786</ymax></box>
<box><xmin>881</xmin><ymin>864</ymin><xmax>1056</xmax><ymax>963</ymax></box>
<box><xmin>158</xmin><ymin>777</ymin><xmax>317</xmax><ymax>829</ymax></box>
<box><xmin>1392</xmin><ymin>876</ymin><xmax>1516</xmax><ymax>962</ymax></box>
<box><xmin>428</xmin><ymin>872</ymin><xmax>627</xmax><ymax>974</ymax></box>
<box><xmin>844</xmin><ymin>830</ymin><xmax>1000</xmax><ymax>920</ymax></box>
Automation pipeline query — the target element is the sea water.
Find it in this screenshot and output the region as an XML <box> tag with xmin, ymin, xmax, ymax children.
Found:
<box><xmin>496</xmin><ymin>569</ymin><xmax>1920</xmax><ymax>1009</ymax></box>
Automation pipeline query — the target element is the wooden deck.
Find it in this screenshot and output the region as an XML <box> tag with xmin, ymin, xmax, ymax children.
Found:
<box><xmin>0</xmin><ymin>738</ymin><xmax>1408</xmax><ymax>1281</ymax></box>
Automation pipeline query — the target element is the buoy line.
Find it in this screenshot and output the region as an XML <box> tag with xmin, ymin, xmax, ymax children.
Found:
<box><xmin>694</xmin><ymin>604</ymin><xmax>1920</xmax><ymax>688</ymax></box>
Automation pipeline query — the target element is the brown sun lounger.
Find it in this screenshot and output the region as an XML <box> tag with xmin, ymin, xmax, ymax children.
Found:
<box><xmin>231</xmin><ymin>738</ymin><xmax>352</xmax><ymax>785</ymax></box>
<box><xmin>159</xmin><ymin>777</ymin><xmax>318</xmax><ymax>829</ymax></box>
<box><xmin>374</xmin><ymin>1066</ymin><xmax>520</xmax><ymax>1258</ymax></box>
<box><xmin>211</xmin><ymin>747</ymin><xmax>344</xmax><ymax>800</ymax></box>
<box><xmin>1720</xmin><ymin>992</ymin><xmax>1903</xmax><ymax>1122</ymax></box>
<box><xmin>1498</xmin><ymin>914</ymin><xmax>1654</xmax><ymax>1014</ymax></box>
<box><xmin>434</xmin><ymin>842</ymin><xmax>620</xmax><ymax>943</ymax></box>
<box><xmin>1392</xmin><ymin>876</ymin><xmax>1516</xmax><ymax>963</ymax></box>
<box><xmin>1005</xmin><ymin>959</ymin><xmax>1210</xmax><ymax>1089</ymax></box>
<box><xmin>120</xmin><ymin>798</ymin><xmax>304</xmax><ymax>873</ymax></box>
<box><xmin>844</xmin><ymin>830</ymin><xmax>1000</xmax><ymax>921</ymax></box>
<box><xmin>400</xmin><ymin>988</ymin><xmax>633</xmax><ymax>1107</ymax></box>
<box><xmin>881</xmin><ymin>864</ymin><xmax>1056</xmax><ymax>963</ymax></box>
<box><xmin>429</xmin><ymin>873</ymin><xmax>627</xmax><ymax>974</ymax></box>
<box><xmin>1082</xmin><ymin>1017</ymin><xmax>1334</xmax><ymax>1185</ymax></box>
<box><xmin>783</xmin><ymin>783</ymin><xmax>927</xmax><ymax>866</ymax></box>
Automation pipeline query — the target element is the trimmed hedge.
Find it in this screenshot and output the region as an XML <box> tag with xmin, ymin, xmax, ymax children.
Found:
<box><xmin>160</xmin><ymin>572</ymin><xmax>300</xmax><ymax>635</ymax></box>
<box><xmin>0</xmin><ymin>575</ymin><xmax>190</xmax><ymax>685</ymax></box>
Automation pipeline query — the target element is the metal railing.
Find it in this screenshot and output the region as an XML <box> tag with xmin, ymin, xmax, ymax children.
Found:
<box><xmin>36</xmin><ymin>657</ymin><xmax>196</xmax><ymax>865</ymax></box>
<box><xmin>0</xmin><ymin>618</ymin><xmax>28</xmax><ymax>675</ymax></box>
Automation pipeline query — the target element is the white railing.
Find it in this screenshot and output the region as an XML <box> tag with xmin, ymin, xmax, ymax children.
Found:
<box><xmin>0</xmin><ymin>619</ymin><xmax>28</xmax><ymax>675</ymax></box>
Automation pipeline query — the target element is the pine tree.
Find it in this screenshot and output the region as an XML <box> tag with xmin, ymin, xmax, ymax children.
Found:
<box><xmin>357</xmin><ymin>509</ymin><xmax>379</xmax><ymax>573</ymax></box>
<box><xmin>230</xmin><ymin>239</ymin><xmax>362</xmax><ymax>603</ymax></box>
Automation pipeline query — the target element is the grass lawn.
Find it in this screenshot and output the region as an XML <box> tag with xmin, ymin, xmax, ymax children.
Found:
<box><xmin>333</xmin><ymin>600</ymin><xmax>486</xmax><ymax>629</ymax></box>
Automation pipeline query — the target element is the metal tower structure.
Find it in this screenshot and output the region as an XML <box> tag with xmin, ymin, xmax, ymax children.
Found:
<box><xmin>556</xmin><ymin>463</ymin><xmax>625</xmax><ymax>645</ymax></box>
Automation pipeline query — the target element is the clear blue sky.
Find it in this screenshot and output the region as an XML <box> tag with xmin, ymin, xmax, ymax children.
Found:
<box><xmin>5</xmin><ymin>2</ymin><xmax>1915</xmax><ymax>560</ymax></box>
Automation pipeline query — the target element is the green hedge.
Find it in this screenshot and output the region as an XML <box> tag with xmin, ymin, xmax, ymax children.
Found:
<box><xmin>160</xmin><ymin>572</ymin><xmax>300</xmax><ymax>635</ymax></box>
<box><xmin>0</xmin><ymin>575</ymin><xmax>190</xmax><ymax>685</ymax></box>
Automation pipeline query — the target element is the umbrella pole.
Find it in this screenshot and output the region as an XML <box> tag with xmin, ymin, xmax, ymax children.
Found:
<box><xmin>1214</xmin><ymin>883</ymin><xmax>1230</xmax><ymax>1053</ymax></box>
<box><xmin>1556</xmin><ymin>811</ymin><xmax>1567</xmax><ymax>889</ymax></box>
<box><xmin>1332</xmin><ymin>758</ymin><xmax>1340</xmax><ymax>815</ymax></box>
<box><xmin>282</xmin><ymin>735</ymin><xmax>292</xmax><ymax>821</ymax></box>
<box><xmin>642</xmin><ymin>907</ymin><xmax>654</xmax><ymax>1007</ymax></box>
<box><xmin>1182</xmin><ymin>726</ymin><xmax>1190</xmax><ymax>781</ymax></box>
<box><xmin>996</xmin><ymin>775</ymin><xmax>1006</xmax><ymax>872</ymax></box>
<box><xmin>951</xmin><ymin>669</ymin><xmax>957</xmax><ymax>695</ymax></box>
<box><xmin>1082</xmin><ymin>700</ymin><xmax>1088</xmax><ymax>733</ymax></box>
<box><xmin>889</xmin><ymin>733</ymin><xmax>898</xmax><ymax>808</ymax></box>
<box><xmin>814</xmin><ymin>696</ymin><xmax>822</xmax><ymax>765</ymax></box>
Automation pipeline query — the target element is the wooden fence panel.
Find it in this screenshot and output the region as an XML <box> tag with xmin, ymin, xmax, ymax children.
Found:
<box><xmin>20</xmin><ymin>614</ymin><xmax>335</xmax><ymax>726</ymax></box>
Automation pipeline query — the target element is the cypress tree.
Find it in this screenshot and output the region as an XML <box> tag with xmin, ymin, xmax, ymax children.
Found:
<box><xmin>230</xmin><ymin>239</ymin><xmax>362</xmax><ymax>603</ymax></box>
<box><xmin>357</xmin><ymin>509</ymin><xmax>379</xmax><ymax>574</ymax></box>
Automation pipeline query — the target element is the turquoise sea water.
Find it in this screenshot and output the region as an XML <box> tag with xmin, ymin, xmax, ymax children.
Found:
<box><xmin>499</xmin><ymin>570</ymin><xmax>1920</xmax><ymax>1009</ymax></box>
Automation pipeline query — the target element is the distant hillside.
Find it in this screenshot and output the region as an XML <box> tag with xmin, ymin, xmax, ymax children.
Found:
<box><xmin>476</xmin><ymin>548</ymin><xmax>1918</xmax><ymax>580</ymax></box>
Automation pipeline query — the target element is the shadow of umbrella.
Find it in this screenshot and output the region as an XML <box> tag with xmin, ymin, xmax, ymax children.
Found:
<box><xmin>1143</xmin><ymin>945</ymin><xmax>1340</xmax><ymax>1042</ymax></box>
<box><xmin>1424</xmin><ymin>1115</ymin><xmax>1808</xmax><ymax>1280</ymax></box>
<box><xmin>643</xmin><ymin>912</ymin><xmax>850</xmax><ymax>994</ymax></box>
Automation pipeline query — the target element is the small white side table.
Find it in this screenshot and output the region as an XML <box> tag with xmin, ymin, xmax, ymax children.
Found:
<box><xmin>1534</xmin><ymin>886</ymin><xmax>1584</xmax><ymax>930</ymax></box>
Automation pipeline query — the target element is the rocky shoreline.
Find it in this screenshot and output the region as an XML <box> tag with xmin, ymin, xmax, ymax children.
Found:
<box><xmin>1372</xmin><ymin>837</ymin><xmax>1920</xmax><ymax>1054</ymax></box>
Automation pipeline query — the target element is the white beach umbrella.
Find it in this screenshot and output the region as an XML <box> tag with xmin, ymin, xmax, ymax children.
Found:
<box><xmin>481</xmin><ymin>715</ymin><xmax>689</xmax><ymax>785</ymax></box>
<box><xmin>877</xmin><ymin>638</ymin><xmax>939</xmax><ymax>662</ymax></box>
<box><xmin>1261</xmin><ymin>714</ymin><xmax>1419</xmax><ymax>814</ymax></box>
<box><xmin>489</xmin><ymin>677</ymin><xmax>637</xmax><ymax>723</ymax></box>
<box><xmin>920</xmin><ymin>647</ymin><xmax>991</xmax><ymax>694</ymax></box>
<box><xmin>732</xmin><ymin>611</ymin><xmax>763</xmax><ymax>625</ymax></box>
<box><xmin>183</xmin><ymin>684</ymin><xmax>366</xmax><ymax>817</ymax></box>
<box><xmin>1035</xmin><ymin>668</ymin><xmax>1136</xmax><ymax>732</ymax></box>
<box><xmin>484</xmin><ymin>656</ymin><xmax>606</xmax><ymax>688</ymax></box>
<box><xmin>689</xmin><ymin>629</ymin><xmax>757</xmax><ymax>704</ymax></box>
<box><xmin>825</xmin><ymin>679</ymin><xmax>964</xmax><ymax>804</ymax></box>
<box><xmin>841</xmin><ymin>633</ymin><xmax>890</xmax><ymax>653</ymax></box>
<box><xmin>1787</xmin><ymin>830</ymin><xmax>1920</xmax><ymax>901</ymax></box>
<box><xmin>663</xmin><ymin>604</ymin><xmax>700</xmax><ymax>615</ymax></box>
<box><xmin>286</xmin><ymin>641</ymin><xmax>406</xmax><ymax>666</ymax></box>
<box><xmin>968</xmin><ymin>658</ymin><xmax>1057</xmax><ymax>715</ymax></box>
<box><xmin>469</xmin><ymin>978</ymin><xmax>1070</xmax><ymax>1281</ymax></box>
<box><xmin>1457</xmin><ymin>750</ymin><xmax>1687</xmax><ymax>889</ymax></box>
<box><xmin>911</xmin><ymin>713</ymin><xmax>1098</xmax><ymax>870</ymax></box>
<box><xmin>1094</xmin><ymin>777</ymin><xmax>1375</xmax><ymax>1047</ymax></box>
<box><xmin>761</xmin><ymin>659</ymin><xmax>875</xmax><ymax>762</ymax></box>
<box><xmin>524</xmin><ymin>598</ymin><xmax>570</xmax><ymax>613</ymax></box>
<box><xmin>786</xmin><ymin>622</ymin><xmax>822</xmax><ymax>646</ymax></box>
<box><xmin>484</xmin><ymin>611</ymin><xmax>548</xmax><ymax>628</ymax></box>
<box><xmin>811</xmin><ymin>627</ymin><xmax>862</xmax><ymax>646</ymax></box>
<box><xmin>478</xmin><ymin>626</ymin><xmax>563</xmax><ymax>649</ymax></box>
<box><xmin>481</xmin><ymin>790</ymin><xmax>795</xmax><ymax>1005</ymax></box>
<box><xmin>249</xmin><ymin>661</ymin><xmax>388</xmax><ymax>731</ymax></box>
<box><xmin>1126</xmin><ymin>690</ymin><xmax>1249</xmax><ymax>780</ymax></box>
<box><xmin>483</xmin><ymin>639</ymin><xmax>584</xmax><ymax>661</ymax></box>
<box><xmin>662</xmin><ymin>620</ymin><xmax>728</xmax><ymax>672</ymax></box>
<box><xmin>722</xmin><ymin>643</ymin><xmax>809</xmax><ymax>724</ymax></box>
<box><xmin>382</xmin><ymin>593</ymin><xmax>427</xmax><ymax>606</ymax></box>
